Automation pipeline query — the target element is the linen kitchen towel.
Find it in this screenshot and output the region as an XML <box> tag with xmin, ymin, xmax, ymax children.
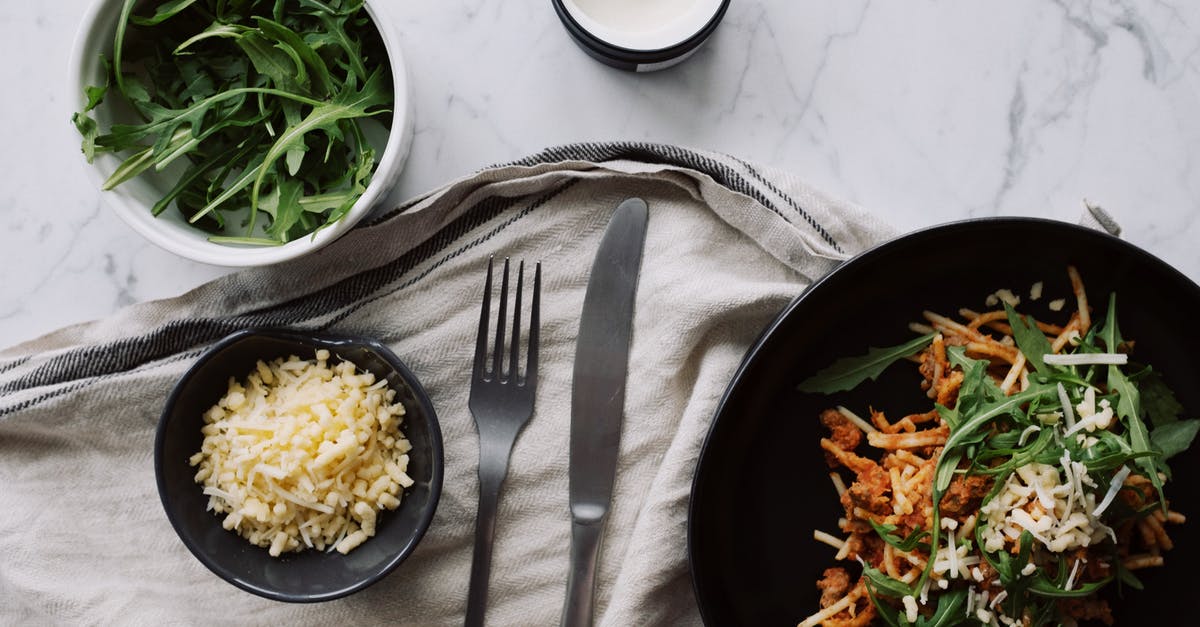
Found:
<box><xmin>0</xmin><ymin>142</ymin><xmax>894</xmax><ymax>625</ymax></box>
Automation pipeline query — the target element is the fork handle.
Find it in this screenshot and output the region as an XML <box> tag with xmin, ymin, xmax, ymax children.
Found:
<box><xmin>464</xmin><ymin>436</ymin><xmax>514</xmax><ymax>627</ymax></box>
<box><xmin>560</xmin><ymin>519</ymin><xmax>603</xmax><ymax>627</ymax></box>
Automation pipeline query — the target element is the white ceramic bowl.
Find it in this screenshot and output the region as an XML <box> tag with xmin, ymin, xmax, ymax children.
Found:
<box><xmin>67</xmin><ymin>0</ymin><xmax>413</xmax><ymax>267</ymax></box>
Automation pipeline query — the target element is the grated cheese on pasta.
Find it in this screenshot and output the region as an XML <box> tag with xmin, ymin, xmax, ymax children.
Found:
<box><xmin>188</xmin><ymin>349</ymin><xmax>412</xmax><ymax>557</ymax></box>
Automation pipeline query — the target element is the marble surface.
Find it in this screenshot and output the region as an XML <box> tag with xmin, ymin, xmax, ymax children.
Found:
<box><xmin>2</xmin><ymin>0</ymin><xmax>1198</xmax><ymax>349</ymax></box>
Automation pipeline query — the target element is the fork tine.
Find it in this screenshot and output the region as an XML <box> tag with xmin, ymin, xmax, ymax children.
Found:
<box><xmin>509</xmin><ymin>260</ymin><xmax>525</xmax><ymax>384</ymax></box>
<box><xmin>473</xmin><ymin>257</ymin><xmax>494</xmax><ymax>379</ymax></box>
<box><xmin>526</xmin><ymin>262</ymin><xmax>541</xmax><ymax>385</ymax></box>
<box><xmin>492</xmin><ymin>258</ymin><xmax>510</xmax><ymax>381</ymax></box>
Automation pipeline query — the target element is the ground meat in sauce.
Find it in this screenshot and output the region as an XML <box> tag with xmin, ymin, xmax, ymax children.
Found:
<box><xmin>938</xmin><ymin>473</ymin><xmax>993</xmax><ymax>520</ymax></box>
<box><xmin>840</xmin><ymin>531</ymin><xmax>885</xmax><ymax>567</ymax></box>
<box><xmin>821</xmin><ymin>409</ymin><xmax>863</xmax><ymax>467</ymax></box>
<box><xmin>1059</xmin><ymin>597</ymin><xmax>1114</xmax><ymax>626</ymax></box>
<box><xmin>817</xmin><ymin>567</ymin><xmax>851</xmax><ymax>608</ymax></box>
<box><xmin>814</xmin><ymin>575</ymin><xmax>877</xmax><ymax>627</ymax></box>
<box><xmin>1065</xmin><ymin>547</ymin><xmax>1112</xmax><ymax>581</ymax></box>
<box><xmin>842</xmin><ymin>463</ymin><xmax>892</xmax><ymax>517</ymax></box>
<box><xmin>1118</xmin><ymin>476</ymin><xmax>1157</xmax><ymax>511</ymax></box>
<box><xmin>975</xmin><ymin>561</ymin><xmax>1001</xmax><ymax>594</ymax></box>
<box><xmin>856</xmin><ymin>533</ymin><xmax>884</xmax><ymax>566</ymax></box>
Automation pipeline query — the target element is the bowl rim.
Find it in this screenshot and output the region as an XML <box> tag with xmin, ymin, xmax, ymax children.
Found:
<box><xmin>66</xmin><ymin>0</ymin><xmax>414</xmax><ymax>267</ymax></box>
<box><xmin>154</xmin><ymin>327</ymin><xmax>443</xmax><ymax>602</ymax></box>
<box><xmin>686</xmin><ymin>215</ymin><xmax>1200</xmax><ymax>623</ymax></box>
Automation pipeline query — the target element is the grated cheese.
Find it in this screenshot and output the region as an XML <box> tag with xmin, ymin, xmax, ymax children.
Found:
<box><xmin>836</xmin><ymin>405</ymin><xmax>878</xmax><ymax>434</ymax></box>
<box><xmin>1064</xmin><ymin>387</ymin><xmax>1115</xmax><ymax>436</ymax></box>
<box><xmin>829</xmin><ymin>472</ymin><xmax>848</xmax><ymax>497</ymax></box>
<box><xmin>985</xmin><ymin>289</ymin><xmax>1021</xmax><ymax>308</ymax></box>
<box><xmin>946</xmin><ymin>527</ymin><xmax>959</xmax><ymax>578</ymax></box>
<box><xmin>903</xmin><ymin>595</ymin><xmax>919</xmax><ymax>623</ymax></box>
<box><xmin>189</xmin><ymin>350</ymin><xmax>412</xmax><ymax>557</ymax></box>
<box><xmin>1056</xmin><ymin>383</ymin><xmax>1077</xmax><ymax>431</ymax></box>
<box><xmin>980</xmin><ymin>457</ymin><xmax>1111</xmax><ymax>555</ymax></box>
<box><xmin>1043</xmin><ymin>352</ymin><xmax>1128</xmax><ymax>366</ymax></box>
<box><xmin>1092</xmin><ymin>465</ymin><xmax>1132</xmax><ymax>517</ymax></box>
<box><xmin>1064</xmin><ymin>558</ymin><xmax>1082</xmax><ymax>591</ymax></box>
<box><xmin>812</xmin><ymin>529</ymin><xmax>846</xmax><ymax>551</ymax></box>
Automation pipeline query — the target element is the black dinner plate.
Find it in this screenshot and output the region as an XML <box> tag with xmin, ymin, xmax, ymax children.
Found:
<box><xmin>687</xmin><ymin>217</ymin><xmax>1200</xmax><ymax>625</ymax></box>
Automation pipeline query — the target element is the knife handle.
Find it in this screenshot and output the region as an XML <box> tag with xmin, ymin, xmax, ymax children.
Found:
<box><xmin>561</xmin><ymin>518</ymin><xmax>604</xmax><ymax>627</ymax></box>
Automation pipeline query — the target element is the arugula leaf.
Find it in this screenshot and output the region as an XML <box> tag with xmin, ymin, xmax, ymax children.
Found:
<box><xmin>973</xmin><ymin>428</ymin><xmax>1055</xmax><ymax>476</ymax></box>
<box><xmin>798</xmin><ymin>334</ymin><xmax>935</xmax><ymax>394</ymax></box>
<box><xmin>174</xmin><ymin>22</ymin><xmax>245</xmax><ymax>54</ymax></box>
<box><xmin>1115</xmin><ymin>561</ymin><xmax>1145</xmax><ymax>591</ymax></box>
<box><xmin>869</xmin><ymin>520</ymin><xmax>930</xmax><ymax>553</ymax></box>
<box><xmin>314</xmin><ymin>10</ymin><xmax>368</xmax><ymax>82</ymax></box>
<box><xmin>255</xmin><ymin>16</ymin><xmax>336</xmax><ymax>96</ymax></box>
<box><xmin>150</xmin><ymin>141</ymin><xmax>240</xmax><ymax>216</ymax></box>
<box><xmin>112</xmin><ymin>0</ymin><xmax>139</xmax><ymax>101</ymax></box>
<box><xmin>936</xmin><ymin>385</ymin><xmax>1055</xmax><ymax>492</ymax></box>
<box><xmin>937</xmin><ymin>346</ymin><xmax>996</xmax><ymax>430</ymax></box>
<box><xmin>1099</xmin><ymin>294</ymin><xmax>1165</xmax><ymax>508</ymax></box>
<box><xmin>249</xmin><ymin>69</ymin><xmax>390</xmax><ymax>214</ymax></box>
<box><xmin>102</xmin><ymin>127</ymin><xmax>194</xmax><ymax>190</ymax></box>
<box><xmin>1139</xmin><ymin>367</ymin><xmax>1184</xmax><ymax>426</ymax></box>
<box><xmin>237</xmin><ymin>30</ymin><xmax>303</xmax><ymax>93</ymax></box>
<box><xmin>262</xmin><ymin>178</ymin><xmax>306</xmax><ymax>240</ymax></box>
<box><xmin>1029</xmin><ymin>575</ymin><xmax>1112</xmax><ymax>598</ymax></box>
<box><xmin>1150</xmin><ymin>419</ymin><xmax>1200</xmax><ymax>464</ymax></box>
<box><xmin>864</xmin><ymin>583</ymin><xmax>903</xmax><ymax>627</ymax></box>
<box><xmin>130</xmin><ymin>0</ymin><xmax>200</xmax><ymax>25</ymax></box>
<box><xmin>917</xmin><ymin>588</ymin><xmax>967</xmax><ymax>627</ymax></box>
<box><xmin>79</xmin><ymin>54</ymin><xmax>110</xmax><ymax>117</ymax></box>
<box><xmin>189</xmin><ymin>152</ymin><xmax>266</xmax><ymax>223</ymax></box>
<box><xmin>73</xmin><ymin>113</ymin><xmax>100</xmax><ymax>162</ymax></box>
<box><xmin>1004</xmin><ymin>302</ymin><xmax>1057</xmax><ymax>374</ymax></box>
<box><xmin>862</xmin><ymin>565</ymin><xmax>913</xmax><ymax>598</ymax></box>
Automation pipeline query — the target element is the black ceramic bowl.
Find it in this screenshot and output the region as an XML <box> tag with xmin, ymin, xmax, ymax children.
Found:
<box><xmin>688</xmin><ymin>218</ymin><xmax>1200</xmax><ymax>625</ymax></box>
<box><xmin>156</xmin><ymin>329</ymin><xmax>443</xmax><ymax>602</ymax></box>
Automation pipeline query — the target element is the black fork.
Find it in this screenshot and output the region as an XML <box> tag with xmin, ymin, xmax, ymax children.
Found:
<box><xmin>464</xmin><ymin>257</ymin><xmax>541</xmax><ymax>627</ymax></box>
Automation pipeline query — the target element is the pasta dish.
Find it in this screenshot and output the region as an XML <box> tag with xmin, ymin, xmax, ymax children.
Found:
<box><xmin>796</xmin><ymin>267</ymin><xmax>1196</xmax><ymax>626</ymax></box>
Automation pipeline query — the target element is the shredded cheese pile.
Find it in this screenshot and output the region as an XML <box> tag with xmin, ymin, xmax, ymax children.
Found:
<box><xmin>979</xmin><ymin>383</ymin><xmax>1128</xmax><ymax>557</ymax></box>
<box><xmin>979</xmin><ymin>459</ymin><xmax>1113</xmax><ymax>555</ymax></box>
<box><xmin>189</xmin><ymin>349</ymin><xmax>413</xmax><ymax>557</ymax></box>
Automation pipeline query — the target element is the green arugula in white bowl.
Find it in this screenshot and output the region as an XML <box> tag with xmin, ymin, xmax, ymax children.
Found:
<box><xmin>69</xmin><ymin>0</ymin><xmax>412</xmax><ymax>265</ymax></box>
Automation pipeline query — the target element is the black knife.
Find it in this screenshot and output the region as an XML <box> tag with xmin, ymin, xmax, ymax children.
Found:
<box><xmin>561</xmin><ymin>198</ymin><xmax>649</xmax><ymax>627</ymax></box>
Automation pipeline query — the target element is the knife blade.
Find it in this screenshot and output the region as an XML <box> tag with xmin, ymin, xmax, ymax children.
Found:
<box><xmin>561</xmin><ymin>197</ymin><xmax>649</xmax><ymax>627</ymax></box>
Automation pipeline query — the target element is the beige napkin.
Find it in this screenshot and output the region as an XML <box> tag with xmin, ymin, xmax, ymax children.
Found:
<box><xmin>0</xmin><ymin>143</ymin><xmax>894</xmax><ymax>625</ymax></box>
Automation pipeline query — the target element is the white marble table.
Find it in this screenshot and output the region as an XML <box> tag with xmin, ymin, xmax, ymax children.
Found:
<box><xmin>2</xmin><ymin>0</ymin><xmax>1198</xmax><ymax>349</ymax></box>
